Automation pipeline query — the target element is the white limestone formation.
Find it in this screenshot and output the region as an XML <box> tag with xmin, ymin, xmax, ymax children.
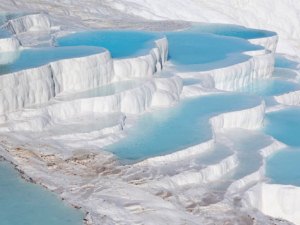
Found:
<box><xmin>1</xmin><ymin>13</ymin><xmax>51</xmax><ymax>34</ymax></box>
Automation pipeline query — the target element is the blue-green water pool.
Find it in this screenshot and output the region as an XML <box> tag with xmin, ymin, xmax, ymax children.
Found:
<box><xmin>106</xmin><ymin>93</ymin><xmax>260</xmax><ymax>162</ymax></box>
<box><xmin>0</xmin><ymin>160</ymin><xmax>84</xmax><ymax>225</ymax></box>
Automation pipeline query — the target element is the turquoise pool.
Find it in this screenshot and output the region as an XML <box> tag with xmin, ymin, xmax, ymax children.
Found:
<box><xmin>0</xmin><ymin>46</ymin><xmax>104</xmax><ymax>75</ymax></box>
<box><xmin>275</xmin><ymin>55</ymin><xmax>299</xmax><ymax>69</ymax></box>
<box><xmin>265</xmin><ymin>107</ymin><xmax>300</xmax><ymax>147</ymax></box>
<box><xmin>0</xmin><ymin>160</ymin><xmax>84</xmax><ymax>225</ymax></box>
<box><xmin>265</xmin><ymin>107</ymin><xmax>300</xmax><ymax>186</ymax></box>
<box><xmin>165</xmin><ymin>31</ymin><xmax>261</xmax><ymax>71</ymax></box>
<box><xmin>106</xmin><ymin>93</ymin><xmax>260</xmax><ymax>162</ymax></box>
<box><xmin>57</xmin><ymin>30</ymin><xmax>161</xmax><ymax>58</ymax></box>
<box><xmin>238</xmin><ymin>79</ymin><xmax>300</xmax><ymax>96</ymax></box>
<box><xmin>266</xmin><ymin>147</ymin><xmax>300</xmax><ymax>186</ymax></box>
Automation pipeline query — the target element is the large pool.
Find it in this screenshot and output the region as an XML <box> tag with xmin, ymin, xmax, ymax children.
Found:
<box><xmin>0</xmin><ymin>46</ymin><xmax>104</xmax><ymax>75</ymax></box>
<box><xmin>57</xmin><ymin>30</ymin><xmax>161</xmax><ymax>58</ymax></box>
<box><xmin>0</xmin><ymin>160</ymin><xmax>84</xmax><ymax>225</ymax></box>
<box><xmin>165</xmin><ymin>31</ymin><xmax>260</xmax><ymax>71</ymax></box>
<box><xmin>106</xmin><ymin>93</ymin><xmax>260</xmax><ymax>162</ymax></box>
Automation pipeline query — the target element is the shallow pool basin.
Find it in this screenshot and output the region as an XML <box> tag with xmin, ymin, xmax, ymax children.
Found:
<box><xmin>57</xmin><ymin>30</ymin><xmax>162</xmax><ymax>58</ymax></box>
<box><xmin>0</xmin><ymin>46</ymin><xmax>105</xmax><ymax>75</ymax></box>
<box><xmin>106</xmin><ymin>93</ymin><xmax>260</xmax><ymax>162</ymax></box>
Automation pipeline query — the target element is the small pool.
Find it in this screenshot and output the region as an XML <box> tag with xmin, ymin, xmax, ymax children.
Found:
<box><xmin>261</xmin><ymin>90</ymin><xmax>300</xmax><ymax>187</ymax></box>
<box><xmin>189</xmin><ymin>23</ymin><xmax>276</xmax><ymax>40</ymax></box>
<box><xmin>273</xmin><ymin>68</ymin><xmax>300</xmax><ymax>80</ymax></box>
<box><xmin>0</xmin><ymin>28</ymin><xmax>11</xmax><ymax>39</ymax></box>
<box><xmin>275</xmin><ymin>55</ymin><xmax>299</xmax><ymax>69</ymax></box>
<box><xmin>266</xmin><ymin>147</ymin><xmax>300</xmax><ymax>186</ymax></box>
<box><xmin>264</xmin><ymin>107</ymin><xmax>300</xmax><ymax>147</ymax></box>
<box><xmin>106</xmin><ymin>93</ymin><xmax>260</xmax><ymax>162</ymax></box>
<box><xmin>0</xmin><ymin>46</ymin><xmax>104</xmax><ymax>75</ymax></box>
<box><xmin>57</xmin><ymin>30</ymin><xmax>161</xmax><ymax>58</ymax></box>
<box><xmin>165</xmin><ymin>31</ymin><xmax>261</xmax><ymax>71</ymax></box>
<box><xmin>0</xmin><ymin>160</ymin><xmax>84</xmax><ymax>225</ymax></box>
<box><xmin>238</xmin><ymin>79</ymin><xmax>300</xmax><ymax>96</ymax></box>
